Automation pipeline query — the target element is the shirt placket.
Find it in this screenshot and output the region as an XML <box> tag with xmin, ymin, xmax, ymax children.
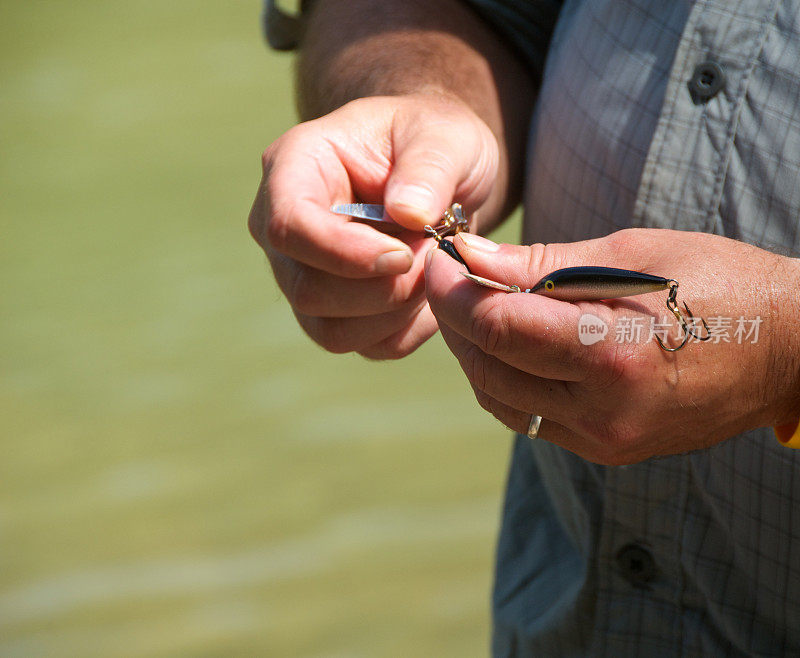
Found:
<box><xmin>593</xmin><ymin>1</ymin><xmax>780</xmax><ymax>655</ymax></box>
<box><xmin>632</xmin><ymin>0</ymin><xmax>780</xmax><ymax>234</ymax></box>
<box><xmin>595</xmin><ymin>460</ymin><xmax>690</xmax><ymax>655</ymax></box>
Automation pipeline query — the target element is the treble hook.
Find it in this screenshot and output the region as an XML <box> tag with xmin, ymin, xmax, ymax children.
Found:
<box><xmin>654</xmin><ymin>280</ymin><xmax>712</xmax><ymax>352</ymax></box>
<box><xmin>422</xmin><ymin>203</ymin><xmax>470</xmax><ymax>241</ymax></box>
<box><xmin>423</xmin><ymin>204</ymin><xmax>473</xmax><ymax>272</ymax></box>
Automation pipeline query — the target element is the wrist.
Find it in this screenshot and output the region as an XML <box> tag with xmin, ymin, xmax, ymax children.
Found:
<box><xmin>297</xmin><ymin>0</ymin><xmax>498</xmax><ymax>118</ymax></box>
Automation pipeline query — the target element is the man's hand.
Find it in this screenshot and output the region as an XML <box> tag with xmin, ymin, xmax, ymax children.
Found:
<box><xmin>248</xmin><ymin>94</ymin><xmax>498</xmax><ymax>358</ymax></box>
<box><xmin>425</xmin><ymin>229</ymin><xmax>800</xmax><ymax>464</ymax></box>
<box><xmin>250</xmin><ymin>0</ymin><xmax>535</xmax><ymax>358</ymax></box>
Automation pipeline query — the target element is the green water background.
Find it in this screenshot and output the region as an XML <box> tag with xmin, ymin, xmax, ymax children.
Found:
<box><xmin>1</xmin><ymin>2</ymin><xmax>521</xmax><ymax>655</ymax></box>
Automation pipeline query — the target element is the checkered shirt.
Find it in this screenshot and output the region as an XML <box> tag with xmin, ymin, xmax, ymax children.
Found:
<box><xmin>461</xmin><ymin>0</ymin><xmax>800</xmax><ymax>655</ymax></box>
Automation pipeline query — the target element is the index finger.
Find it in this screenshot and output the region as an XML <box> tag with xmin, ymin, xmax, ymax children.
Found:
<box><xmin>424</xmin><ymin>247</ymin><xmax>611</xmax><ymax>381</ymax></box>
<box><xmin>254</xmin><ymin>139</ymin><xmax>416</xmax><ymax>279</ymax></box>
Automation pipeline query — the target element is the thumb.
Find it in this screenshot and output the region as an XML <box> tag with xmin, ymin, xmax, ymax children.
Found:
<box><xmin>453</xmin><ymin>233</ymin><xmax>608</xmax><ymax>288</ymax></box>
<box><xmin>384</xmin><ymin>104</ymin><xmax>498</xmax><ymax>231</ymax></box>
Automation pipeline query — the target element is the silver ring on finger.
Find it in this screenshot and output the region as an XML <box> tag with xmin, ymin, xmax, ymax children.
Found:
<box><xmin>527</xmin><ymin>414</ymin><xmax>542</xmax><ymax>440</ymax></box>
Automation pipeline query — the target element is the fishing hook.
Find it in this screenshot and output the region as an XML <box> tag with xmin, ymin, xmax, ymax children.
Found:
<box><xmin>654</xmin><ymin>280</ymin><xmax>711</xmax><ymax>352</ymax></box>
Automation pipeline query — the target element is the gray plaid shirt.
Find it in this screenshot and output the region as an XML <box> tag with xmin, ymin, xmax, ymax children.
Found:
<box><xmin>469</xmin><ymin>0</ymin><xmax>800</xmax><ymax>655</ymax></box>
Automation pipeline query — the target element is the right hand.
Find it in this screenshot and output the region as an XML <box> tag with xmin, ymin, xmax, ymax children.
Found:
<box><xmin>248</xmin><ymin>93</ymin><xmax>499</xmax><ymax>359</ymax></box>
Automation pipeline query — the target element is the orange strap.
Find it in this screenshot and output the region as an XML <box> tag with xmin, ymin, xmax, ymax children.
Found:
<box><xmin>774</xmin><ymin>420</ymin><xmax>800</xmax><ymax>448</ymax></box>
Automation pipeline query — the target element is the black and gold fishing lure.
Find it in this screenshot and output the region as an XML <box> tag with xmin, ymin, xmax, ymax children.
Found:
<box><xmin>463</xmin><ymin>267</ymin><xmax>711</xmax><ymax>352</ymax></box>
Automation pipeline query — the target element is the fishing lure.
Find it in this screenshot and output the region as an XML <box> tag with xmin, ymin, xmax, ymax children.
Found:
<box><xmin>330</xmin><ymin>202</ymin><xmax>472</xmax><ymax>271</ymax></box>
<box><xmin>463</xmin><ymin>267</ymin><xmax>711</xmax><ymax>352</ymax></box>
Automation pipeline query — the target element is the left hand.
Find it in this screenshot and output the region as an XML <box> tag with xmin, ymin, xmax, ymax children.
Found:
<box><xmin>424</xmin><ymin>228</ymin><xmax>800</xmax><ymax>464</ymax></box>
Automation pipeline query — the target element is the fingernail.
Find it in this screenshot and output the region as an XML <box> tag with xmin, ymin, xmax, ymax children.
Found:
<box><xmin>375</xmin><ymin>249</ymin><xmax>413</xmax><ymax>275</ymax></box>
<box><xmin>393</xmin><ymin>184</ymin><xmax>436</xmax><ymax>214</ymax></box>
<box><xmin>457</xmin><ymin>233</ymin><xmax>500</xmax><ymax>253</ymax></box>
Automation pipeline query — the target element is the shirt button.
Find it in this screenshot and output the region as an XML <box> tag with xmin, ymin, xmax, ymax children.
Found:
<box><xmin>616</xmin><ymin>543</ymin><xmax>657</xmax><ymax>585</ymax></box>
<box><xmin>688</xmin><ymin>61</ymin><xmax>725</xmax><ymax>104</ymax></box>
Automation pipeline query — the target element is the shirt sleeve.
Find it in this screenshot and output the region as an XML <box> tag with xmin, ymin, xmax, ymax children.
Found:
<box><xmin>457</xmin><ymin>0</ymin><xmax>563</xmax><ymax>81</ymax></box>
<box><xmin>262</xmin><ymin>0</ymin><xmax>316</xmax><ymax>51</ymax></box>
<box><xmin>262</xmin><ymin>0</ymin><xmax>563</xmax><ymax>83</ymax></box>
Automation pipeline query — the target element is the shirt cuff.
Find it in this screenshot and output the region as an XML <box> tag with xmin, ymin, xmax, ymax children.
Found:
<box><xmin>262</xmin><ymin>0</ymin><xmax>310</xmax><ymax>51</ymax></box>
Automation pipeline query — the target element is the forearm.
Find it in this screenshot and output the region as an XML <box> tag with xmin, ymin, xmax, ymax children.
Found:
<box><xmin>296</xmin><ymin>0</ymin><xmax>535</xmax><ymax>232</ymax></box>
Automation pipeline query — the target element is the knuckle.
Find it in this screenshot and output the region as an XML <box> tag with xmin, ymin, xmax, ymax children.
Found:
<box><xmin>583</xmin><ymin>338</ymin><xmax>637</xmax><ymax>390</ymax></box>
<box><xmin>260</xmin><ymin>142</ymin><xmax>277</xmax><ymax>172</ymax></box>
<box><xmin>476</xmin><ymin>125</ymin><xmax>499</xmax><ymax>171</ymax></box>
<box><xmin>265</xmin><ymin>218</ymin><xmax>285</xmax><ymax>252</ymax></box>
<box><xmin>391</xmin><ymin>275</ymin><xmax>424</xmax><ymax>309</ymax></box>
<box><xmin>249</xmin><ymin>150</ymin><xmax>281</xmax><ymax>247</ymax></box>
<box><xmin>261</xmin><ymin>133</ymin><xmax>311</xmax><ymax>253</ymax></box>
<box><xmin>264</xmin><ymin>195</ymin><xmax>293</xmax><ymax>253</ymax></box>
<box><xmin>363</xmin><ymin>318</ymin><xmax>430</xmax><ymax>361</ymax></box>
<box><xmin>525</xmin><ymin>241</ymin><xmax>550</xmax><ymax>278</ymax></box>
<box><xmin>472</xmin><ymin>300</ymin><xmax>511</xmax><ymax>356</ymax></box>
<box><xmin>288</xmin><ymin>266</ymin><xmax>321</xmax><ymax>316</ymax></box>
<box><xmin>248</xmin><ymin>200</ymin><xmax>265</xmax><ymax>246</ymax></box>
<box><xmin>472</xmin><ymin>389</ymin><xmax>516</xmax><ymax>432</ymax></box>
<box><xmin>602</xmin><ymin>228</ymin><xmax>641</xmax><ymax>260</ymax></box>
<box><xmin>461</xmin><ymin>343</ymin><xmax>490</xmax><ymax>392</ymax></box>
<box><xmin>473</xmin><ymin>387</ymin><xmax>497</xmax><ymax>416</ymax></box>
<box><xmin>461</xmin><ymin>130</ymin><xmax>499</xmax><ymax>193</ymax></box>
<box><xmin>361</xmin><ymin>304</ymin><xmax>436</xmax><ymax>361</ymax></box>
<box><xmin>419</xmin><ymin>149</ymin><xmax>457</xmax><ymax>180</ymax></box>
<box><xmin>278</xmin><ymin>122</ymin><xmax>312</xmax><ymax>148</ymax></box>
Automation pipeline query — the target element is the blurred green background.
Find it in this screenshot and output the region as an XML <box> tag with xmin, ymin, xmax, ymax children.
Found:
<box><xmin>0</xmin><ymin>2</ymin><xmax>521</xmax><ymax>656</ymax></box>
